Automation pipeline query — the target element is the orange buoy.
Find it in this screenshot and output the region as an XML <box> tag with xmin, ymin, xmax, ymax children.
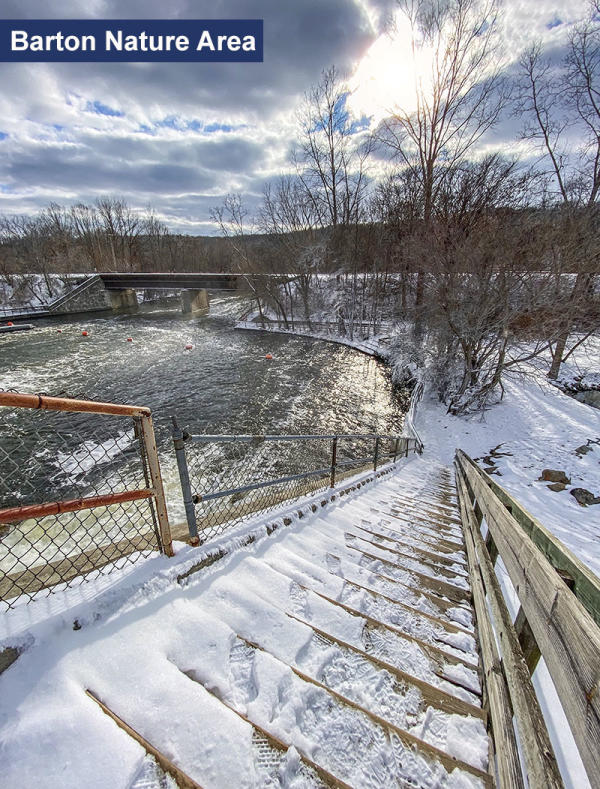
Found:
<box><xmin>6</xmin><ymin>321</ymin><xmax>13</xmax><ymax>327</ymax></box>
<box><xmin>265</xmin><ymin>353</ymin><xmax>273</xmax><ymax>360</ymax></box>
<box><xmin>185</xmin><ymin>344</ymin><xmax>193</xmax><ymax>350</ymax></box>
<box><xmin>57</xmin><ymin>329</ymin><xmax>62</xmax><ymax>333</ymax></box>
<box><xmin>81</xmin><ymin>330</ymin><xmax>88</xmax><ymax>336</ymax></box>
<box><xmin>127</xmin><ymin>337</ymin><xmax>133</xmax><ymax>342</ymax></box>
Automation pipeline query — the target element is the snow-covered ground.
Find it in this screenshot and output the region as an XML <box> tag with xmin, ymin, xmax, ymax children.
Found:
<box><xmin>418</xmin><ymin>372</ymin><xmax>600</xmax><ymax>578</ymax></box>
<box><xmin>0</xmin><ymin>273</ymin><xmax>83</xmax><ymax>310</ymax></box>
<box><xmin>235</xmin><ymin>319</ymin><xmax>391</xmax><ymax>357</ymax></box>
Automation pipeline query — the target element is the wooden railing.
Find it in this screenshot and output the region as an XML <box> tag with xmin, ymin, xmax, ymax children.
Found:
<box><xmin>455</xmin><ymin>449</ymin><xmax>600</xmax><ymax>789</ymax></box>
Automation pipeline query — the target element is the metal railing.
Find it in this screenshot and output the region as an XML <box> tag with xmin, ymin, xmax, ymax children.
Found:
<box><xmin>0</xmin><ymin>305</ymin><xmax>49</xmax><ymax>319</ymax></box>
<box><xmin>46</xmin><ymin>274</ymin><xmax>99</xmax><ymax>312</ymax></box>
<box><xmin>404</xmin><ymin>380</ymin><xmax>425</xmax><ymax>452</ymax></box>
<box><xmin>172</xmin><ymin>424</ymin><xmax>421</xmax><ymax>545</ymax></box>
<box><xmin>455</xmin><ymin>449</ymin><xmax>600</xmax><ymax>788</ymax></box>
<box><xmin>236</xmin><ymin>317</ymin><xmax>394</xmax><ymax>343</ymax></box>
<box><xmin>0</xmin><ymin>391</ymin><xmax>172</xmax><ymax>610</ymax></box>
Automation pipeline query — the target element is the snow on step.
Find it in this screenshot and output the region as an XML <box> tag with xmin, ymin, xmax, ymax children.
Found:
<box><xmin>0</xmin><ymin>456</ymin><xmax>491</xmax><ymax>788</ymax></box>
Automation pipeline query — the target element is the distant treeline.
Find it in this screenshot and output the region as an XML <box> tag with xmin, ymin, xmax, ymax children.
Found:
<box><xmin>0</xmin><ymin>199</ymin><xmax>239</xmax><ymax>275</ymax></box>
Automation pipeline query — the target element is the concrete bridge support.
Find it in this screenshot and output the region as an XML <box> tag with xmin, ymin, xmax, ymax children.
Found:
<box><xmin>181</xmin><ymin>289</ymin><xmax>209</xmax><ymax>315</ymax></box>
<box><xmin>108</xmin><ymin>288</ymin><xmax>138</xmax><ymax>311</ymax></box>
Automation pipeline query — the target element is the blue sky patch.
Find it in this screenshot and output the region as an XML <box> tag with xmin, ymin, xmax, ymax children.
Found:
<box><xmin>204</xmin><ymin>122</ymin><xmax>234</xmax><ymax>133</ymax></box>
<box><xmin>0</xmin><ymin>131</ymin><xmax>7</xmax><ymax>140</ymax></box>
<box><xmin>86</xmin><ymin>100</ymin><xmax>124</xmax><ymax>117</ymax></box>
<box><xmin>154</xmin><ymin>116</ymin><xmax>241</xmax><ymax>134</ymax></box>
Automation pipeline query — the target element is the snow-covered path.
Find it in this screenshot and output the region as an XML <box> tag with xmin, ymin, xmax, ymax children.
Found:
<box><xmin>0</xmin><ymin>458</ymin><xmax>490</xmax><ymax>789</ymax></box>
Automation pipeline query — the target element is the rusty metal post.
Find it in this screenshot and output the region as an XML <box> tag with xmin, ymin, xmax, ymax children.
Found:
<box><xmin>393</xmin><ymin>437</ymin><xmax>400</xmax><ymax>463</ymax></box>
<box><xmin>373</xmin><ymin>436</ymin><xmax>380</xmax><ymax>471</ymax></box>
<box><xmin>139</xmin><ymin>414</ymin><xmax>173</xmax><ymax>556</ymax></box>
<box><xmin>330</xmin><ymin>437</ymin><xmax>338</xmax><ymax>488</ymax></box>
<box><xmin>172</xmin><ymin>418</ymin><xmax>199</xmax><ymax>545</ymax></box>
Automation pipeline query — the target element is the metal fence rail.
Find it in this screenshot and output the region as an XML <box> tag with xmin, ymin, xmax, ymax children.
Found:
<box><xmin>0</xmin><ymin>305</ymin><xmax>49</xmax><ymax>319</ymax></box>
<box><xmin>172</xmin><ymin>423</ymin><xmax>421</xmax><ymax>544</ymax></box>
<box><xmin>0</xmin><ymin>392</ymin><xmax>172</xmax><ymax>610</ymax></box>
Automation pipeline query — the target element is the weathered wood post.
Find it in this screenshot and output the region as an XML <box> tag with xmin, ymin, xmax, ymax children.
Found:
<box><xmin>139</xmin><ymin>413</ymin><xmax>173</xmax><ymax>556</ymax></box>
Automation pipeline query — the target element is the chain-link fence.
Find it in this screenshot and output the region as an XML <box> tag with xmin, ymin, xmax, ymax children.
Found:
<box><xmin>172</xmin><ymin>422</ymin><xmax>421</xmax><ymax>544</ymax></box>
<box><xmin>0</xmin><ymin>392</ymin><xmax>172</xmax><ymax>610</ymax></box>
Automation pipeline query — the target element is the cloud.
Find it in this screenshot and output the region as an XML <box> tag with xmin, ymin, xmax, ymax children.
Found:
<box><xmin>0</xmin><ymin>0</ymin><xmax>594</xmax><ymax>233</ymax></box>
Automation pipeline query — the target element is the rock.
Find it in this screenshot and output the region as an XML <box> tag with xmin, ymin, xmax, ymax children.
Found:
<box><xmin>574</xmin><ymin>390</ymin><xmax>600</xmax><ymax>409</ymax></box>
<box><xmin>0</xmin><ymin>646</ymin><xmax>21</xmax><ymax>675</ymax></box>
<box><xmin>570</xmin><ymin>487</ymin><xmax>600</xmax><ymax>506</ymax></box>
<box><xmin>540</xmin><ymin>469</ymin><xmax>570</xmax><ymax>484</ymax></box>
<box><xmin>574</xmin><ymin>445</ymin><xmax>592</xmax><ymax>455</ymax></box>
<box><xmin>548</xmin><ymin>482</ymin><xmax>566</xmax><ymax>492</ymax></box>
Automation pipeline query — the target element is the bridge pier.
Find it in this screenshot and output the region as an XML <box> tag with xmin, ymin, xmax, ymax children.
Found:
<box><xmin>108</xmin><ymin>288</ymin><xmax>138</xmax><ymax>311</ymax></box>
<box><xmin>181</xmin><ymin>289</ymin><xmax>209</xmax><ymax>315</ymax></box>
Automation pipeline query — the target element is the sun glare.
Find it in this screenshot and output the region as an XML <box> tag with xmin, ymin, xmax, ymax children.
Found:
<box><xmin>347</xmin><ymin>14</ymin><xmax>434</xmax><ymax>124</ymax></box>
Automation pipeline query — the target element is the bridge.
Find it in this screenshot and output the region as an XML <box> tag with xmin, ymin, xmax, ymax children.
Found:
<box><xmin>1</xmin><ymin>272</ymin><xmax>284</xmax><ymax>321</ymax></box>
<box><xmin>98</xmin><ymin>271</ymin><xmax>274</xmax><ymax>314</ymax></box>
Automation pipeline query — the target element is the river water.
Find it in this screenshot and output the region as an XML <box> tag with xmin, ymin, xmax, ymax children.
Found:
<box><xmin>0</xmin><ymin>296</ymin><xmax>406</xmax><ymax>565</ymax></box>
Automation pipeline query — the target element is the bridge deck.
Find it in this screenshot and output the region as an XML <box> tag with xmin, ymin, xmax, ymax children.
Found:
<box><xmin>98</xmin><ymin>272</ymin><xmax>289</xmax><ymax>290</ymax></box>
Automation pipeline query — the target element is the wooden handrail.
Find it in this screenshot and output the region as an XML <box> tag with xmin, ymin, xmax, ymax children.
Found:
<box><xmin>455</xmin><ymin>449</ymin><xmax>600</xmax><ymax>786</ymax></box>
<box><xmin>0</xmin><ymin>391</ymin><xmax>151</xmax><ymax>418</ymax></box>
<box><xmin>455</xmin><ymin>463</ymin><xmax>561</xmax><ymax>788</ymax></box>
<box><xmin>456</xmin><ymin>449</ymin><xmax>600</xmax><ymax>628</ymax></box>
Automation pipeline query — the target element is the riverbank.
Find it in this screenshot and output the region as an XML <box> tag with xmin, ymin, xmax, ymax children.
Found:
<box><xmin>234</xmin><ymin>319</ymin><xmax>391</xmax><ymax>358</ymax></box>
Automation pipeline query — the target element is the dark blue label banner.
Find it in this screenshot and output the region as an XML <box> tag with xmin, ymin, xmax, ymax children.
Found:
<box><xmin>0</xmin><ymin>19</ymin><xmax>263</xmax><ymax>62</ymax></box>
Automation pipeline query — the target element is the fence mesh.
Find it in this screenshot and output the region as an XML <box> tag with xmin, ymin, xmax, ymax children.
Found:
<box><xmin>176</xmin><ymin>432</ymin><xmax>409</xmax><ymax>544</ymax></box>
<box><xmin>0</xmin><ymin>399</ymin><xmax>162</xmax><ymax>610</ymax></box>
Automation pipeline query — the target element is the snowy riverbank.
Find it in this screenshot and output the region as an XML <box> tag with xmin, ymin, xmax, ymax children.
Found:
<box><xmin>419</xmin><ymin>371</ymin><xmax>600</xmax><ymax>577</ymax></box>
<box><xmin>234</xmin><ymin>319</ymin><xmax>391</xmax><ymax>358</ymax></box>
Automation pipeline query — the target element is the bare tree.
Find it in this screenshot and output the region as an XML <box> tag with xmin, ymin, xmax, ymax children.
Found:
<box><xmin>516</xmin><ymin>2</ymin><xmax>600</xmax><ymax>378</ymax></box>
<box><xmin>379</xmin><ymin>0</ymin><xmax>507</xmax><ymax>310</ymax></box>
<box><xmin>294</xmin><ymin>66</ymin><xmax>373</xmax><ymax>229</ymax></box>
<box><xmin>258</xmin><ymin>176</ymin><xmax>326</xmax><ymax>324</ymax></box>
<box><xmin>401</xmin><ymin>155</ymin><xmax>555</xmax><ymax>412</ymax></box>
<box><xmin>293</xmin><ymin>67</ymin><xmax>378</xmax><ymax>337</ymax></box>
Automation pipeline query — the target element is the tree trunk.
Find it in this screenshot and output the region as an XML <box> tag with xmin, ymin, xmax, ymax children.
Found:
<box><xmin>548</xmin><ymin>334</ymin><xmax>567</xmax><ymax>380</ymax></box>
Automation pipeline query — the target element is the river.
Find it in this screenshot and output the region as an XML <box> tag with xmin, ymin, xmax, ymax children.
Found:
<box><xmin>0</xmin><ymin>296</ymin><xmax>407</xmax><ymax>567</ymax></box>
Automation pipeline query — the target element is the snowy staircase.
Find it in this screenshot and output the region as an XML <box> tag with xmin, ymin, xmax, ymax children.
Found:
<box><xmin>108</xmin><ymin>460</ymin><xmax>492</xmax><ymax>788</ymax></box>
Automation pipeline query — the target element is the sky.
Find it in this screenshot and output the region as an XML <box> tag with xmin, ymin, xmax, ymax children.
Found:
<box><xmin>0</xmin><ymin>0</ymin><xmax>592</xmax><ymax>234</ymax></box>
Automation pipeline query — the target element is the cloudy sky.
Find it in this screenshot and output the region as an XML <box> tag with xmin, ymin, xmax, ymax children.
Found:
<box><xmin>0</xmin><ymin>0</ymin><xmax>592</xmax><ymax>233</ymax></box>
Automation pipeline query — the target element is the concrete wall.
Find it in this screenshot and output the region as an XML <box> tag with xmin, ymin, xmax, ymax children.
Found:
<box><xmin>108</xmin><ymin>288</ymin><xmax>138</xmax><ymax>311</ymax></box>
<box><xmin>181</xmin><ymin>288</ymin><xmax>209</xmax><ymax>314</ymax></box>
